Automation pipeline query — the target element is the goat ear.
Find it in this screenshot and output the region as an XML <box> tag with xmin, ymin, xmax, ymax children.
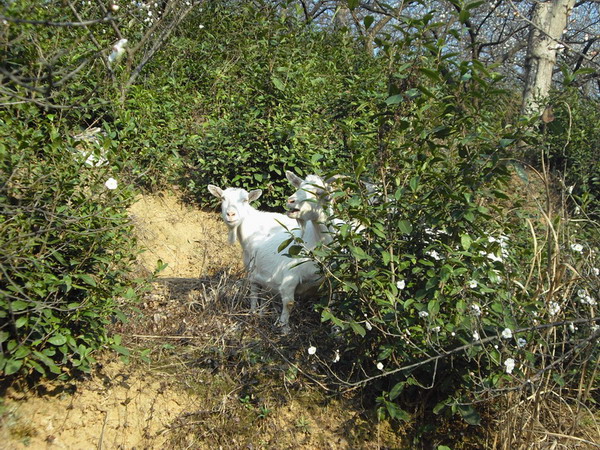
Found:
<box><xmin>248</xmin><ymin>189</ymin><xmax>262</xmax><ymax>202</ymax></box>
<box><xmin>207</xmin><ymin>184</ymin><xmax>223</xmax><ymax>199</ymax></box>
<box><xmin>286</xmin><ymin>170</ymin><xmax>303</xmax><ymax>188</ymax></box>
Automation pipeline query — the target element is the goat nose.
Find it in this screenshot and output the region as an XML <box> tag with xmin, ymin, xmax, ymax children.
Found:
<box><xmin>288</xmin><ymin>197</ymin><xmax>295</xmax><ymax>204</ymax></box>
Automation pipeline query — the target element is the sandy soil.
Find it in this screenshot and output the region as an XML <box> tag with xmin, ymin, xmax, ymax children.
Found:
<box><xmin>0</xmin><ymin>192</ymin><xmax>240</xmax><ymax>449</ymax></box>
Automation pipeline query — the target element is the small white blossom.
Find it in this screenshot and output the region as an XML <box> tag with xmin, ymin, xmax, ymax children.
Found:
<box><xmin>308</xmin><ymin>346</ymin><xmax>316</xmax><ymax>355</ymax></box>
<box><xmin>376</xmin><ymin>362</ymin><xmax>384</xmax><ymax>371</ymax></box>
<box><xmin>111</xmin><ymin>4</ymin><xmax>119</xmax><ymax>11</ymax></box>
<box><xmin>486</xmin><ymin>252</ymin><xmax>503</xmax><ymax>263</ymax></box>
<box><xmin>577</xmin><ymin>289</ymin><xmax>587</xmax><ymax>298</ymax></box>
<box><xmin>418</xmin><ymin>311</ymin><xmax>429</xmax><ymax>318</ymax></box>
<box><xmin>473</xmin><ymin>331</ymin><xmax>480</xmax><ymax>341</ymax></box>
<box><xmin>501</xmin><ymin>328</ymin><xmax>513</xmax><ymax>339</ymax></box>
<box><xmin>396</xmin><ymin>279</ymin><xmax>406</xmax><ymax>290</ymax></box>
<box><xmin>431</xmin><ymin>326</ymin><xmax>440</xmax><ymax>332</ymax></box>
<box><xmin>488</xmin><ymin>236</ymin><xmax>497</xmax><ymax>243</ymax></box>
<box><xmin>365</xmin><ymin>321</ymin><xmax>372</xmax><ymax>331</ymax></box>
<box><xmin>517</xmin><ymin>338</ymin><xmax>527</xmax><ymax>348</ymax></box>
<box><xmin>592</xmin><ymin>268</ymin><xmax>599</xmax><ymax>276</ymax></box>
<box><xmin>332</xmin><ymin>350</ymin><xmax>340</xmax><ymax>363</ymax></box>
<box><xmin>568</xmin><ymin>322</ymin><xmax>577</xmax><ymax>333</ymax></box>
<box><xmin>199</xmin><ymin>24</ymin><xmax>205</xmax><ymax>29</ymax></box>
<box><xmin>104</xmin><ymin>177</ymin><xmax>118</xmax><ymax>190</ymax></box>
<box><xmin>451</xmin><ymin>332</ymin><xmax>456</xmax><ymax>336</ymax></box>
<box><xmin>571</xmin><ymin>243</ymin><xmax>583</xmax><ymax>253</ymax></box>
<box><xmin>470</xmin><ymin>304</ymin><xmax>481</xmax><ymax>316</ymax></box>
<box><xmin>504</xmin><ymin>358</ymin><xmax>515</xmax><ymax>374</ymax></box>
<box><xmin>585</xmin><ymin>296</ymin><xmax>597</xmax><ymax>306</ymax></box>
<box><xmin>427</xmin><ymin>250</ymin><xmax>441</xmax><ymax>260</ymax></box>
<box><xmin>548</xmin><ymin>301</ymin><xmax>561</xmax><ymax>316</ymax></box>
<box><xmin>566</xmin><ymin>185</ymin><xmax>574</xmax><ymax>194</ymax></box>
<box><xmin>469</xmin><ymin>280</ymin><xmax>478</xmax><ymax>289</ymax></box>
<box><xmin>108</xmin><ymin>38</ymin><xmax>128</xmax><ymax>64</ymax></box>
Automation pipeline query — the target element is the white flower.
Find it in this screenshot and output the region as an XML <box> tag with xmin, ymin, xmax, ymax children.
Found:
<box><xmin>488</xmin><ymin>236</ymin><xmax>497</xmax><ymax>243</ymax></box>
<box><xmin>548</xmin><ymin>301</ymin><xmax>561</xmax><ymax>316</ymax></box>
<box><xmin>592</xmin><ymin>268</ymin><xmax>599</xmax><ymax>276</ymax></box>
<box><xmin>469</xmin><ymin>280</ymin><xmax>478</xmax><ymax>289</ymax></box>
<box><xmin>199</xmin><ymin>24</ymin><xmax>205</xmax><ymax>29</ymax></box>
<box><xmin>111</xmin><ymin>4</ymin><xmax>119</xmax><ymax>11</ymax></box>
<box><xmin>432</xmin><ymin>326</ymin><xmax>440</xmax><ymax>333</ymax></box>
<box><xmin>501</xmin><ymin>328</ymin><xmax>513</xmax><ymax>339</ymax></box>
<box><xmin>470</xmin><ymin>304</ymin><xmax>481</xmax><ymax>316</ymax></box>
<box><xmin>396</xmin><ymin>279</ymin><xmax>405</xmax><ymax>290</ymax></box>
<box><xmin>486</xmin><ymin>252</ymin><xmax>503</xmax><ymax>263</ymax></box>
<box><xmin>451</xmin><ymin>332</ymin><xmax>456</xmax><ymax>336</ymax></box>
<box><xmin>571</xmin><ymin>243</ymin><xmax>583</xmax><ymax>253</ymax></box>
<box><xmin>504</xmin><ymin>358</ymin><xmax>515</xmax><ymax>374</ymax></box>
<box><xmin>332</xmin><ymin>350</ymin><xmax>340</xmax><ymax>363</ymax></box>
<box><xmin>376</xmin><ymin>362</ymin><xmax>384</xmax><ymax>371</ymax></box>
<box><xmin>418</xmin><ymin>311</ymin><xmax>429</xmax><ymax>318</ymax></box>
<box><xmin>365</xmin><ymin>321</ymin><xmax>372</xmax><ymax>331</ymax></box>
<box><xmin>577</xmin><ymin>289</ymin><xmax>587</xmax><ymax>298</ymax></box>
<box><xmin>566</xmin><ymin>185</ymin><xmax>574</xmax><ymax>194</ymax></box>
<box><xmin>108</xmin><ymin>38</ymin><xmax>128</xmax><ymax>64</ymax></box>
<box><xmin>307</xmin><ymin>346</ymin><xmax>316</xmax><ymax>355</ymax></box>
<box><xmin>568</xmin><ymin>322</ymin><xmax>577</xmax><ymax>333</ymax></box>
<box><xmin>517</xmin><ymin>338</ymin><xmax>527</xmax><ymax>348</ymax></box>
<box><xmin>427</xmin><ymin>250</ymin><xmax>441</xmax><ymax>260</ymax></box>
<box><xmin>473</xmin><ymin>331</ymin><xmax>480</xmax><ymax>341</ymax></box>
<box><xmin>104</xmin><ymin>177</ymin><xmax>118</xmax><ymax>190</ymax></box>
<box><xmin>585</xmin><ymin>296</ymin><xmax>597</xmax><ymax>306</ymax></box>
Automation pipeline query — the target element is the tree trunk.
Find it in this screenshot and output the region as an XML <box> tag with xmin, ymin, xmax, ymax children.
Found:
<box><xmin>521</xmin><ymin>0</ymin><xmax>575</xmax><ymax>116</ymax></box>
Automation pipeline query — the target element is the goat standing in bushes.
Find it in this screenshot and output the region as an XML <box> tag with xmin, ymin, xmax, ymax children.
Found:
<box><xmin>208</xmin><ymin>184</ymin><xmax>322</xmax><ymax>333</ymax></box>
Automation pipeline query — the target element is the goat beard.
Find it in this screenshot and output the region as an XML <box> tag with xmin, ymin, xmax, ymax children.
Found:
<box><xmin>227</xmin><ymin>224</ymin><xmax>239</xmax><ymax>245</ymax></box>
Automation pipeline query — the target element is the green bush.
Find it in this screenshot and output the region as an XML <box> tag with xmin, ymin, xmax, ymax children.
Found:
<box><xmin>304</xmin><ymin>19</ymin><xmax>600</xmax><ymax>429</ymax></box>
<box><xmin>178</xmin><ymin>2</ymin><xmax>385</xmax><ymax>208</ymax></box>
<box><xmin>0</xmin><ymin>110</ymin><xmax>139</xmax><ymax>378</ymax></box>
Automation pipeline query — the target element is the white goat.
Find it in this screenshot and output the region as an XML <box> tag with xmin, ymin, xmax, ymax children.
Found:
<box><xmin>207</xmin><ymin>184</ymin><xmax>321</xmax><ymax>333</ymax></box>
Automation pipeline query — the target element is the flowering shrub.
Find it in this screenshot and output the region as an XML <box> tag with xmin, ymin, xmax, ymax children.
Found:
<box><xmin>0</xmin><ymin>112</ymin><xmax>140</xmax><ymax>378</ymax></box>
<box><xmin>304</xmin><ymin>24</ymin><xmax>599</xmax><ymax>428</ymax></box>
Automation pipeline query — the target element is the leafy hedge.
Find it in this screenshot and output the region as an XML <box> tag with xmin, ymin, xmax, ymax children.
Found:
<box><xmin>0</xmin><ymin>109</ymin><xmax>139</xmax><ymax>378</ymax></box>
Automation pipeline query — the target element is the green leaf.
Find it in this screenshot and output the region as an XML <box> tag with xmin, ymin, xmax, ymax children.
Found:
<box><xmin>457</xmin><ymin>404</ymin><xmax>481</xmax><ymax>425</ymax></box>
<box><xmin>113</xmin><ymin>345</ymin><xmax>130</xmax><ymax>357</ymax></box>
<box><xmin>349</xmin><ymin>321</ymin><xmax>366</xmax><ymax>337</ymax></box>
<box><xmin>419</xmin><ymin>68</ymin><xmax>442</xmax><ymax>83</ymax></box>
<box><xmin>4</xmin><ymin>358</ymin><xmax>23</xmax><ymax>376</ymax></box>
<box><xmin>48</xmin><ymin>334</ymin><xmax>67</xmax><ymax>346</ymax></box>
<box><xmin>385</xmin><ymin>94</ymin><xmax>403</xmax><ymax>106</ymax></box>
<box><xmin>364</xmin><ymin>15</ymin><xmax>374</xmax><ymax>29</ymax></box>
<box><xmin>272</xmin><ymin>76</ymin><xmax>285</xmax><ymax>91</ymax></box>
<box><xmin>11</xmin><ymin>300</ymin><xmax>29</xmax><ymax>311</ymax></box>
<box><xmin>398</xmin><ymin>220</ymin><xmax>413</xmax><ymax>235</ymax></box>
<box><xmin>389</xmin><ymin>382</ymin><xmax>405</xmax><ymax>400</ymax></box>
<box><xmin>78</xmin><ymin>274</ymin><xmax>97</xmax><ymax>287</ymax></box>
<box><xmin>460</xmin><ymin>234</ymin><xmax>472</xmax><ymax>251</ymax></box>
<box><xmin>0</xmin><ymin>331</ymin><xmax>9</xmax><ymax>343</ymax></box>
<box><xmin>277</xmin><ymin>237</ymin><xmax>294</xmax><ymax>252</ymax></box>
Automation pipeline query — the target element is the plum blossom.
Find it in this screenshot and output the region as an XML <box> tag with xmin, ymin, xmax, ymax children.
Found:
<box><xmin>592</xmin><ymin>268</ymin><xmax>599</xmax><ymax>276</ymax></box>
<box><xmin>418</xmin><ymin>311</ymin><xmax>429</xmax><ymax>318</ymax></box>
<box><xmin>469</xmin><ymin>280</ymin><xmax>478</xmax><ymax>289</ymax></box>
<box><xmin>376</xmin><ymin>362</ymin><xmax>384</xmax><ymax>371</ymax></box>
<box><xmin>365</xmin><ymin>321</ymin><xmax>372</xmax><ymax>331</ymax></box>
<box><xmin>396</xmin><ymin>279</ymin><xmax>405</xmax><ymax>290</ymax></box>
<box><xmin>504</xmin><ymin>358</ymin><xmax>515</xmax><ymax>374</ymax></box>
<box><xmin>104</xmin><ymin>177</ymin><xmax>118</xmax><ymax>190</ymax></box>
<box><xmin>571</xmin><ymin>243</ymin><xmax>583</xmax><ymax>253</ymax></box>
<box><xmin>470</xmin><ymin>304</ymin><xmax>481</xmax><ymax>316</ymax></box>
<box><xmin>473</xmin><ymin>331</ymin><xmax>480</xmax><ymax>341</ymax></box>
<box><xmin>517</xmin><ymin>338</ymin><xmax>527</xmax><ymax>348</ymax></box>
<box><xmin>501</xmin><ymin>328</ymin><xmax>513</xmax><ymax>339</ymax></box>
<box><xmin>307</xmin><ymin>346</ymin><xmax>316</xmax><ymax>355</ymax></box>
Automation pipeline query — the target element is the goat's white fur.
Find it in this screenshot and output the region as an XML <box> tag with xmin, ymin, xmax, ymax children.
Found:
<box><xmin>208</xmin><ymin>184</ymin><xmax>321</xmax><ymax>333</ymax></box>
